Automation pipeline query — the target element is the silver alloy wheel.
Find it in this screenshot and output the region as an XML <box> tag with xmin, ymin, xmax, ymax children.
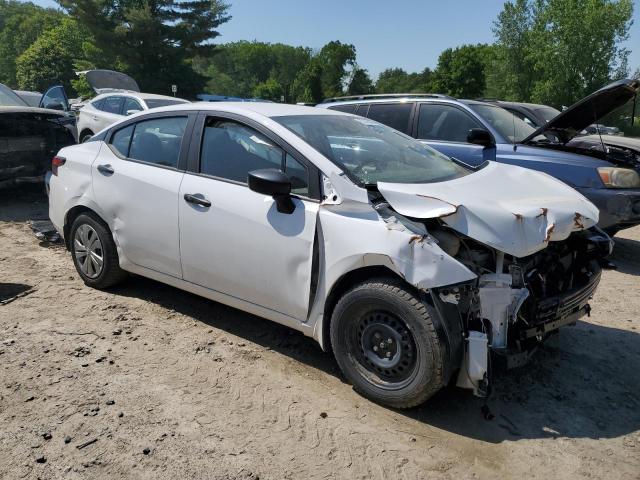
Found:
<box><xmin>74</xmin><ymin>224</ymin><xmax>104</xmax><ymax>279</ymax></box>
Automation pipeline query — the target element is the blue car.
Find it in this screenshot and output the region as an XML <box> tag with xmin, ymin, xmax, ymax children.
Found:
<box><xmin>318</xmin><ymin>80</ymin><xmax>640</xmax><ymax>234</ymax></box>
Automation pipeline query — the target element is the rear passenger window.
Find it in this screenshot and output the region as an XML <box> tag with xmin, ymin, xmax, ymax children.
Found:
<box><xmin>124</xmin><ymin>117</ymin><xmax>187</xmax><ymax>168</ymax></box>
<box><xmin>366</xmin><ymin>103</ymin><xmax>413</xmax><ymax>133</ymax></box>
<box><xmin>101</xmin><ymin>96</ymin><xmax>124</xmax><ymax>115</ymax></box>
<box><xmin>417</xmin><ymin>104</ymin><xmax>483</xmax><ymax>142</ymax></box>
<box><xmin>329</xmin><ymin>104</ymin><xmax>357</xmax><ymax>114</ymax></box>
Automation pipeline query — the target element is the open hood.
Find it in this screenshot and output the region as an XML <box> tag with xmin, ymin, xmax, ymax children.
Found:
<box><xmin>377</xmin><ymin>162</ymin><xmax>598</xmax><ymax>258</ymax></box>
<box><xmin>81</xmin><ymin>70</ymin><xmax>140</xmax><ymax>94</ymax></box>
<box><xmin>522</xmin><ymin>78</ymin><xmax>640</xmax><ymax>144</ymax></box>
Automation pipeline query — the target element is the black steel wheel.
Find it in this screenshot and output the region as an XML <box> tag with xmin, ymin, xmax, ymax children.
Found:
<box><xmin>330</xmin><ymin>278</ymin><xmax>445</xmax><ymax>409</ymax></box>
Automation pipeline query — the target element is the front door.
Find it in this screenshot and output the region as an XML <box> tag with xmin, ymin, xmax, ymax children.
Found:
<box><xmin>92</xmin><ymin>114</ymin><xmax>191</xmax><ymax>278</ymax></box>
<box><xmin>179</xmin><ymin>115</ymin><xmax>318</xmax><ymax>320</ymax></box>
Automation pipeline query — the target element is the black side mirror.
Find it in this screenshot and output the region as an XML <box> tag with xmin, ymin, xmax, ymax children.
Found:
<box><xmin>248</xmin><ymin>169</ymin><xmax>295</xmax><ymax>214</ymax></box>
<box><xmin>467</xmin><ymin>128</ymin><xmax>494</xmax><ymax>147</ymax></box>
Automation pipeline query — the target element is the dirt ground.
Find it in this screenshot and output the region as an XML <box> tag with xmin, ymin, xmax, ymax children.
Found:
<box><xmin>1</xmin><ymin>187</ymin><xmax>639</xmax><ymax>480</ymax></box>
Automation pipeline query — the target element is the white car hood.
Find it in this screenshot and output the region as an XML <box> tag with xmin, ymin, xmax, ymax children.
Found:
<box><xmin>377</xmin><ymin>162</ymin><xmax>598</xmax><ymax>258</ymax></box>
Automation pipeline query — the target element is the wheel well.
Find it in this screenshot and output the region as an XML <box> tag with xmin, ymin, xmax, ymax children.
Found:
<box><xmin>79</xmin><ymin>129</ymin><xmax>94</xmax><ymax>141</ymax></box>
<box><xmin>322</xmin><ymin>265</ymin><xmax>408</xmax><ymax>353</ymax></box>
<box><xmin>63</xmin><ymin>206</ymin><xmax>97</xmax><ymax>249</ymax></box>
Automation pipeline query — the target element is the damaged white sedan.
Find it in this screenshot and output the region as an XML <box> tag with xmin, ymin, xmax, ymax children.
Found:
<box><xmin>49</xmin><ymin>103</ymin><xmax>612</xmax><ymax>408</ymax></box>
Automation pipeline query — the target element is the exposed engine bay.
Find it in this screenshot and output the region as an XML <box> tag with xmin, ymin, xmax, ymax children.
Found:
<box><xmin>370</xmin><ymin>191</ymin><xmax>612</xmax><ymax>397</ymax></box>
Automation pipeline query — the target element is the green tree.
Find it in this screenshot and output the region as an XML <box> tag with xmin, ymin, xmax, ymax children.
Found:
<box><xmin>253</xmin><ymin>76</ymin><xmax>284</xmax><ymax>102</ymax></box>
<box><xmin>315</xmin><ymin>41</ymin><xmax>356</xmax><ymax>98</ymax></box>
<box><xmin>58</xmin><ymin>0</ymin><xmax>231</xmax><ymax>97</ymax></box>
<box><xmin>431</xmin><ymin>44</ymin><xmax>491</xmax><ymax>98</ymax></box>
<box><xmin>492</xmin><ymin>0</ymin><xmax>634</xmax><ymax>107</ymax></box>
<box><xmin>291</xmin><ymin>62</ymin><xmax>323</xmax><ymax>103</ymax></box>
<box><xmin>347</xmin><ymin>67</ymin><xmax>374</xmax><ymax>95</ymax></box>
<box><xmin>0</xmin><ymin>1</ymin><xmax>63</xmax><ymax>86</ymax></box>
<box><xmin>375</xmin><ymin>67</ymin><xmax>433</xmax><ymax>93</ymax></box>
<box><xmin>16</xmin><ymin>18</ymin><xmax>93</xmax><ymax>93</ymax></box>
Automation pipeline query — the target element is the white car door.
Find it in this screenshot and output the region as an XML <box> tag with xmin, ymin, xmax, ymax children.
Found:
<box><xmin>179</xmin><ymin>114</ymin><xmax>319</xmax><ymax>320</ymax></box>
<box><xmin>92</xmin><ymin>113</ymin><xmax>194</xmax><ymax>278</ymax></box>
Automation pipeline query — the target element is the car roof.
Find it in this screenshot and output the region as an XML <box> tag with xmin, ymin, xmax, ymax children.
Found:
<box><xmin>145</xmin><ymin>101</ymin><xmax>348</xmax><ymax>118</ymax></box>
<box><xmin>93</xmin><ymin>92</ymin><xmax>189</xmax><ymax>102</ymax></box>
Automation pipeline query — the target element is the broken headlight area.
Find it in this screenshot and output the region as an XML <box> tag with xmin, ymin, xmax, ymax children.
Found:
<box><xmin>427</xmin><ymin>221</ymin><xmax>610</xmax><ymax>397</ymax></box>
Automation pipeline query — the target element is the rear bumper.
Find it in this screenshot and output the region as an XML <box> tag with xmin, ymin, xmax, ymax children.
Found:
<box><xmin>577</xmin><ymin>187</ymin><xmax>640</xmax><ymax>231</ymax></box>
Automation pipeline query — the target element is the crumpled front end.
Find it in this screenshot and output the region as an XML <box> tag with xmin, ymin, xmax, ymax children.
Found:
<box><xmin>365</xmin><ymin>162</ymin><xmax>610</xmax><ymax>396</ymax></box>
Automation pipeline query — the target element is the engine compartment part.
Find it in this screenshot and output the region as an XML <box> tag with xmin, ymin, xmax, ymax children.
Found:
<box><xmin>456</xmin><ymin>331</ymin><xmax>489</xmax><ymax>397</ymax></box>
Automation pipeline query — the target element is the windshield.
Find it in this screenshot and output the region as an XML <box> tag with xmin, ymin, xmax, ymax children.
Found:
<box><xmin>0</xmin><ymin>83</ymin><xmax>29</xmax><ymax>107</ymax></box>
<box><xmin>274</xmin><ymin>114</ymin><xmax>469</xmax><ymax>186</ymax></box>
<box><xmin>470</xmin><ymin>104</ymin><xmax>540</xmax><ymax>143</ymax></box>
<box><xmin>145</xmin><ymin>99</ymin><xmax>188</xmax><ymax>109</ymax></box>
<box><xmin>534</xmin><ymin>106</ymin><xmax>561</xmax><ymax>123</ymax></box>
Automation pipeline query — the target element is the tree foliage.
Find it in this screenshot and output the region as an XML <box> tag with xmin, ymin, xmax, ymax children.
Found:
<box><xmin>431</xmin><ymin>44</ymin><xmax>492</xmax><ymax>98</ymax></box>
<box><xmin>15</xmin><ymin>18</ymin><xmax>93</xmax><ymax>93</ymax></box>
<box><xmin>491</xmin><ymin>0</ymin><xmax>634</xmax><ymax>107</ymax></box>
<box><xmin>376</xmin><ymin>68</ymin><xmax>433</xmax><ymax>93</ymax></box>
<box><xmin>57</xmin><ymin>0</ymin><xmax>231</xmax><ymax>97</ymax></box>
<box><xmin>0</xmin><ymin>0</ymin><xmax>63</xmax><ymax>87</ymax></box>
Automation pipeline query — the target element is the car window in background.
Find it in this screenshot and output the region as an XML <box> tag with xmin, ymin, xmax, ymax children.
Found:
<box><xmin>40</xmin><ymin>86</ymin><xmax>68</xmax><ymax>111</ymax></box>
<box><xmin>417</xmin><ymin>104</ymin><xmax>483</xmax><ymax>142</ymax></box>
<box><xmin>123</xmin><ymin>98</ymin><xmax>143</xmax><ymax>115</ymax></box>
<box><xmin>275</xmin><ymin>114</ymin><xmax>469</xmax><ymax>186</ymax></box>
<box><xmin>91</xmin><ymin>98</ymin><xmax>105</xmax><ymax>111</ymax></box>
<box><xmin>469</xmin><ymin>104</ymin><xmax>540</xmax><ymax>143</ymax></box>
<box><xmin>102</xmin><ymin>96</ymin><xmax>124</xmax><ymax>115</ymax></box>
<box><xmin>110</xmin><ymin>124</ymin><xmax>135</xmax><ymax>156</ymax></box>
<box><xmin>128</xmin><ymin>116</ymin><xmax>188</xmax><ymax>168</ymax></box>
<box><xmin>200</xmin><ymin>119</ymin><xmax>283</xmax><ymax>184</ymax></box>
<box><xmin>144</xmin><ymin>99</ymin><xmax>188</xmax><ymax>109</ymax></box>
<box><xmin>328</xmin><ymin>104</ymin><xmax>357</xmax><ymax>114</ymax></box>
<box><xmin>0</xmin><ymin>83</ymin><xmax>29</xmax><ymax>107</ymax></box>
<box><xmin>534</xmin><ymin>106</ymin><xmax>561</xmax><ymax>123</ymax></box>
<box><xmin>367</xmin><ymin>103</ymin><xmax>413</xmax><ymax>133</ymax></box>
<box><xmin>15</xmin><ymin>91</ymin><xmax>42</xmax><ymax>107</ymax></box>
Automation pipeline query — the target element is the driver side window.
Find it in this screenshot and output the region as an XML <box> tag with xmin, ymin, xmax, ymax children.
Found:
<box><xmin>200</xmin><ymin>118</ymin><xmax>309</xmax><ymax>196</ymax></box>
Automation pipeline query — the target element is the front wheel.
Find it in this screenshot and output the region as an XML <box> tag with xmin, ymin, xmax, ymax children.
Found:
<box><xmin>330</xmin><ymin>278</ymin><xmax>445</xmax><ymax>409</ymax></box>
<box><xmin>70</xmin><ymin>212</ymin><xmax>127</xmax><ymax>289</ymax></box>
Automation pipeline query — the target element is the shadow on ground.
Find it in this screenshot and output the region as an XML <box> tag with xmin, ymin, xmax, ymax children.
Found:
<box><xmin>112</xmin><ymin>275</ymin><xmax>640</xmax><ymax>444</ymax></box>
<box><xmin>610</xmin><ymin>236</ymin><xmax>640</xmax><ymax>276</ymax></box>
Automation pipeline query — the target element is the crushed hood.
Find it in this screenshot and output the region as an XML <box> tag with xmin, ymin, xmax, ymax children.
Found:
<box><xmin>377</xmin><ymin>162</ymin><xmax>598</xmax><ymax>258</ymax></box>
<box><xmin>522</xmin><ymin>78</ymin><xmax>640</xmax><ymax>144</ymax></box>
<box><xmin>80</xmin><ymin>70</ymin><xmax>140</xmax><ymax>94</ymax></box>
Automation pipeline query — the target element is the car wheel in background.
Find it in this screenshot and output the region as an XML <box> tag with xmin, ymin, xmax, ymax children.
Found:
<box><xmin>330</xmin><ymin>278</ymin><xmax>445</xmax><ymax>409</ymax></box>
<box><xmin>70</xmin><ymin>212</ymin><xmax>127</xmax><ymax>289</ymax></box>
<box><xmin>80</xmin><ymin>132</ymin><xmax>94</xmax><ymax>143</ymax></box>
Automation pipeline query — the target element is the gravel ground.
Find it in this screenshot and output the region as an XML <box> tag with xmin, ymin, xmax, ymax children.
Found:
<box><xmin>1</xmin><ymin>187</ymin><xmax>639</xmax><ymax>480</ymax></box>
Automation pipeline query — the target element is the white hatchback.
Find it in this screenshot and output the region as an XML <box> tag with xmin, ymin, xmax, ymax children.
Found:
<box><xmin>49</xmin><ymin>102</ymin><xmax>610</xmax><ymax>408</ymax></box>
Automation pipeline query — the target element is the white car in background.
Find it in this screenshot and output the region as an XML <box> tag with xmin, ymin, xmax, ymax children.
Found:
<box><xmin>76</xmin><ymin>70</ymin><xmax>188</xmax><ymax>143</ymax></box>
<box><xmin>48</xmin><ymin>102</ymin><xmax>610</xmax><ymax>408</ymax></box>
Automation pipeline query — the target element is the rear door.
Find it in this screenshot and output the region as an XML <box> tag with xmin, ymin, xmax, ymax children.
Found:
<box><xmin>178</xmin><ymin>113</ymin><xmax>319</xmax><ymax>320</ymax></box>
<box><xmin>95</xmin><ymin>96</ymin><xmax>125</xmax><ymax>131</ymax></box>
<box><xmin>414</xmin><ymin>103</ymin><xmax>495</xmax><ymax>167</ymax></box>
<box><xmin>92</xmin><ymin>112</ymin><xmax>195</xmax><ymax>277</ymax></box>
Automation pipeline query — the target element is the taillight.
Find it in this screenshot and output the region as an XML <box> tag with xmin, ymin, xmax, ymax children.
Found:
<box><xmin>52</xmin><ymin>156</ymin><xmax>66</xmax><ymax>176</ymax></box>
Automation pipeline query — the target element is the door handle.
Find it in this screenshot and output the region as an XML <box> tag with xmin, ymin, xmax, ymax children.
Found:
<box><xmin>97</xmin><ymin>164</ymin><xmax>114</xmax><ymax>175</ymax></box>
<box><xmin>184</xmin><ymin>193</ymin><xmax>211</xmax><ymax>208</ymax></box>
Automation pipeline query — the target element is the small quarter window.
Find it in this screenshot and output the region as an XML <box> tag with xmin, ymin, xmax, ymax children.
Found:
<box><xmin>328</xmin><ymin>104</ymin><xmax>357</xmax><ymax>114</ymax></box>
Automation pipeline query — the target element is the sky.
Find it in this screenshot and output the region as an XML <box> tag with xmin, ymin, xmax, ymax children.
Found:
<box><xmin>32</xmin><ymin>0</ymin><xmax>640</xmax><ymax>79</ymax></box>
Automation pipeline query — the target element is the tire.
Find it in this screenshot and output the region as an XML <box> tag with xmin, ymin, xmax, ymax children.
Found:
<box><xmin>69</xmin><ymin>212</ymin><xmax>127</xmax><ymax>289</ymax></box>
<box><xmin>330</xmin><ymin>278</ymin><xmax>444</xmax><ymax>409</ymax></box>
<box><xmin>80</xmin><ymin>132</ymin><xmax>93</xmax><ymax>143</ymax></box>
